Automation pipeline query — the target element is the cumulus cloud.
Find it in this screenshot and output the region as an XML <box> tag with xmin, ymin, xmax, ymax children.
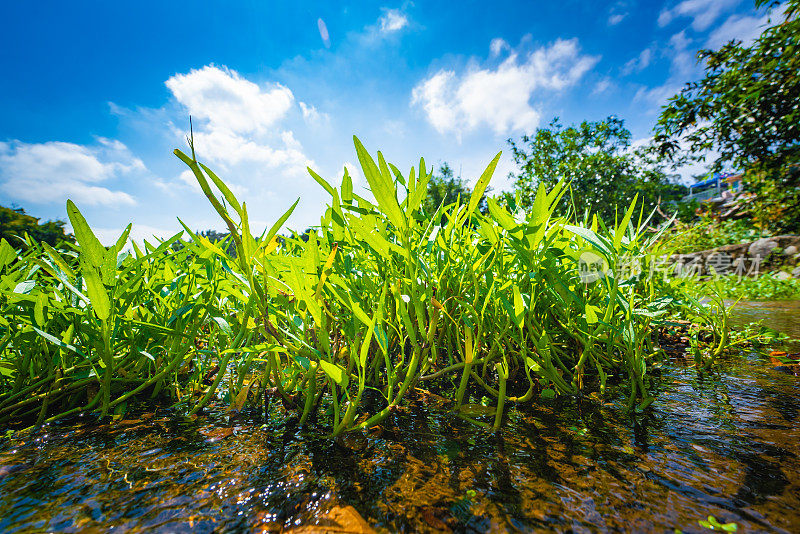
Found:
<box><xmin>657</xmin><ymin>0</ymin><xmax>740</xmax><ymax>31</ymax></box>
<box><xmin>166</xmin><ymin>65</ymin><xmax>293</xmax><ymax>135</ymax></box>
<box><xmin>165</xmin><ymin>65</ymin><xmax>314</xmax><ymax>177</ymax></box>
<box><xmin>0</xmin><ymin>139</ymin><xmax>140</xmax><ymax>206</ymax></box>
<box><xmin>411</xmin><ymin>38</ymin><xmax>598</xmax><ymax>137</ymax></box>
<box><xmin>379</xmin><ymin>9</ymin><xmax>408</xmax><ymax>33</ymax></box>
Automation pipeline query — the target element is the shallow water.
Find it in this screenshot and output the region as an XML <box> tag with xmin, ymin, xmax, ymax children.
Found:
<box><xmin>1</xmin><ymin>303</ymin><xmax>799</xmax><ymax>533</ymax></box>
<box><xmin>727</xmin><ymin>299</ymin><xmax>800</xmax><ymax>343</ymax></box>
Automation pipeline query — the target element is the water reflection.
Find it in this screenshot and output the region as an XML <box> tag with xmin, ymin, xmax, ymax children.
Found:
<box><xmin>727</xmin><ymin>299</ymin><xmax>800</xmax><ymax>343</ymax></box>
<box><xmin>1</xmin><ymin>351</ymin><xmax>799</xmax><ymax>533</ymax></box>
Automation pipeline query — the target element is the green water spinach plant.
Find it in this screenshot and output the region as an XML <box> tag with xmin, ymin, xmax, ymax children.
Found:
<box><xmin>0</xmin><ymin>135</ymin><xmax>733</xmax><ymax>432</ymax></box>
<box><xmin>0</xmin><ymin>220</ymin><xmax>214</xmax><ymax>425</ymax></box>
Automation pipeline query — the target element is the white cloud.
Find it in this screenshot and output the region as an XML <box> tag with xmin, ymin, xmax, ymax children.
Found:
<box><xmin>0</xmin><ymin>139</ymin><xmax>139</xmax><ymax>207</ymax></box>
<box><xmin>608</xmin><ymin>13</ymin><xmax>627</xmax><ymax>25</ymax></box>
<box><xmin>667</xmin><ymin>31</ymin><xmax>696</xmax><ymax>77</ymax></box>
<box><xmin>165</xmin><ymin>64</ymin><xmax>315</xmax><ymax>178</ymax></box>
<box><xmin>317</xmin><ymin>18</ymin><xmax>331</xmax><ymax>48</ymax></box>
<box><xmin>621</xmin><ymin>47</ymin><xmax>653</xmax><ymax>75</ymax></box>
<box><xmin>633</xmin><ymin>31</ymin><xmax>696</xmax><ymax>110</ymax></box>
<box><xmin>299</xmin><ymin>102</ymin><xmax>329</xmax><ymax>125</ymax></box>
<box><xmin>658</xmin><ymin>0</ymin><xmax>740</xmax><ymax>31</ymax></box>
<box><xmin>490</xmin><ymin>38</ymin><xmax>509</xmax><ymax>57</ymax></box>
<box><xmin>705</xmin><ymin>10</ymin><xmax>770</xmax><ymax>49</ymax></box>
<box><xmin>608</xmin><ymin>1</ymin><xmax>629</xmax><ymax>26</ymax></box>
<box><xmin>592</xmin><ymin>77</ymin><xmax>614</xmax><ymax>94</ymax></box>
<box><xmin>183</xmin><ymin>129</ymin><xmax>313</xmax><ymax>180</ymax></box>
<box><xmin>633</xmin><ymin>83</ymin><xmax>681</xmax><ymax>110</ymax></box>
<box><xmin>165</xmin><ymin>65</ymin><xmax>294</xmax><ymax>135</ymax></box>
<box><xmin>411</xmin><ymin>38</ymin><xmax>599</xmax><ymax>137</ymax></box>
<box><xmin>93</xmin><ymin>223</ymin><xmax>181</xmax><ymax>247</ymax></box>
<box><xmin>379</xmin><ymin>9</ymin><xmax>408</xmax><ymax>33</ymax></box>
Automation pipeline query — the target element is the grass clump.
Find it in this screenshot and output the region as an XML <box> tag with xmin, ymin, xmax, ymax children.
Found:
<box><xmin>697</xmin><ymin>272</ymin><xmax>800</xmax><ymax>300</ymax></box>
<box><xmin>0</xmin><ymin>137</ymin><xmax>734</xmax><ymax>432</ymax></box>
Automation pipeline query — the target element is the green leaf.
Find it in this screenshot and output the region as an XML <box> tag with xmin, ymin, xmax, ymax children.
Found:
<box><xmin>199</xmin><ymin>162</ymin><xmax>243</xmax><ymax>216</ymax></box>
<box><xmin>407</xmin><ymin>166</ymin><xmax>430</xmax><ymax>214</ymax></box>
<box><xmin>525</xmin><ymin>356</ymin><xmax>542</xmax><ymax>373</ymax></box>
<box><xmin>346</xmin><ymin>214</ymin><xmax>392</xmax><ymax>259</ymax></box>
<box><xmin>565</xmin><ymin>225</ymin><xmax>613</xmax><ymax>258</ymax></box>
<box><xmin>353</xmin><ymin>136</ymin><xmax>405</xmax><ymax>230</ymax></box>
<box><xmin>487</xmin><ymin>198</ymin><xmax>518</xmax><ymax>231</ymax></box>
<box><xmin>0</xmin><ymin>238</ymin><xmax>16</xmax><ymax>270</ymax></box>
<box><xmin>115</xmin><ymin>224</ymin><xmax>132</xmax><ymax>251</ymax></box>
<box><xmin>264</xmin><ymin>198</ymin><xmax>300</xmax><ymax>245</ymax></box>
<box><xmin>174</xmin><ymin>149</ymin><xmax>241</xmax><ymax>244</ymax></box>
<box><xmin>614</xmin><ymin>194</ymin><xmax>638</xmax><ymax>251</ymax></box>
<box><xmin>530</xmin><ymin>182</ymin><xmax>549</xmax><ymax>224</ymax></box>
<box><xmin>512</xmin><ymin>284</ymin><xmax>525</xmax><ymax>330</ymax></box>
<box><xmin>307</xmin><ymin>166</ymin><xmax>337</xmax><ymax>198</ymax></box>
<box><xmin>585</xmin><ymin>304</ymin><xmax>599</xmax><ymax>324</ymax></box>
<box><xmin>33</xmin><ymin>326</ymin><xmax>89</xmax><ymax>359</ymax></box>
<box><xmin>13</xmin><ymin>280</ymin><xmax>35</xmax><ymax>294</ymax></box>
<box><xmin>67</xmin><ymin>200</ymin><xmax>106</xmax><ymax>268</ymax></box>
<box><xmin>101</xmin><ymin>245</ymin><xmax>118</xmax><ymax>286</ymax></box>
<box><xmin>341</xmin><ymin>167</ymin><xmax>354</xmax><ymax>203</ymax></box>
<box><xmin>466</xmin><ymin>151</ymin><xmax>501</xmax><ymax>217</ymax></box>
<box><xmin>319</xmin><ymin>359</ymin><xmax>349</xmax><ymax>388</ymax></box>
<box><xmin>81</xmin><ymin>257</ymin><xmax>110</xmax><ymax>320</ymax></box>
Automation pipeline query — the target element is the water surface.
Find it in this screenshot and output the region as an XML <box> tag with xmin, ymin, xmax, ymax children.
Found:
<box><xmin>1</xmin><ymin>302</ymin><xmax>799</xmax><ymax>533</ymax></box>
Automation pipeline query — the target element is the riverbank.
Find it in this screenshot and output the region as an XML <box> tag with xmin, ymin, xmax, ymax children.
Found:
<box><xmin>670</xmin><ymin>235</ymin><xmax>800</xmax><ymax>279</ymax></box>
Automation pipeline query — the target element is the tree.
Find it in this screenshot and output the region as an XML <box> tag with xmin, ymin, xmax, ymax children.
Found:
<box><xmin>423</xmin><ymin>163</ymin><xmax>468</xmax><ymax>212</ymax></box>
<box><xmin>0</xmin><ymin>205</ymin><xmax>75</xmax><ymax>247</ymax></box>
<box><xmin>508</xmin><ymin>117</ymin><xmax>686</xmax><ymax>223</ymax></box>
<box><xmin>655</xmin><ymin>0</ymin><xmax>800</xmax><ymax>231</ymax></box>
<box><xmin>423</xmin><ymin>163</ymin><xmax>489</xmax><ymax>222</ymax></box>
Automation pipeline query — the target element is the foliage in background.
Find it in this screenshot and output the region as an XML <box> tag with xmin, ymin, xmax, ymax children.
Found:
<box><xmin>670</xmin><ymin>198</ymin><xmax>702</xmax><ymax>224</ymax></box>
<box><xmin>0</xmin><ymin>139</ymin><xmax>726</xmax><ymax>432</ymax></box>
<box><xmin>508</xmin><ymin>117</ymin><xmax>686</xmax><ymax>223</ymax></box>
<box><xmin>422</xmin><ymin>162</ymin><xmax>489</xmax><ymax>223</ymax></box>
<box><xmin>699</xmin><ymin>273</ymin><xmax>800</xmax><ymax>300</ymax></box>
<box><xmin>423</xmin><ymin>163</ymin><xmax>467</xmax><ymax>213</ymax></box>
<box><xmin>0</xmin><ymin>205</ymin><xmax>74</xmax><ymax>247</ymax></box>
<box><xmin>662</xmin><ymin>217</ymin><xmax>768</xmax><ymax>254</ymax></box>
<box><xmin>656</xmin><ymin>0</ymin><xmax>800</xmax><ymax>232</ymax></box>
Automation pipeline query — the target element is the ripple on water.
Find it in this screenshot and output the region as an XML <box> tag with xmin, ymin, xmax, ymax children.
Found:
<box><xmin>1</xmin><ymin>349</ymin><xmax>800</xmax><ymax>532</ymax></box>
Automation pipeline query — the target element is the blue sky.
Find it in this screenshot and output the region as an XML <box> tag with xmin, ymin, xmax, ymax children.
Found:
<box><xmin>0</xmin><ymin>0</ymin><xmax>775</xmax><ymax>243</ymax></box>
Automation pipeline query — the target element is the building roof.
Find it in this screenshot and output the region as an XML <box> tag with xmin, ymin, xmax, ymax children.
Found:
<box><xmin>689</xmin><ymin>172</ymin><xmax>739</xmax><ymax>189</ymax></box>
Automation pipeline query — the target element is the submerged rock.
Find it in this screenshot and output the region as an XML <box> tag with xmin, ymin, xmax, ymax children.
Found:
<box><xmin>286</xmin><ymin>505</ymin><xmax>376</xmax><ymax>533</ymax></box>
